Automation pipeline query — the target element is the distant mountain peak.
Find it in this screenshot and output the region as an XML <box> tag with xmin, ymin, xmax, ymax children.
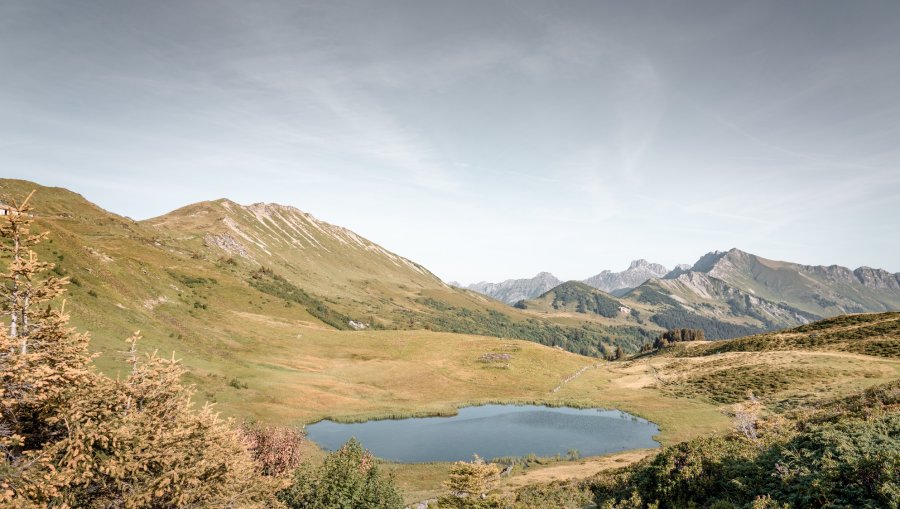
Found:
<box><xmin>690</xmin><ymin>250</ymin><xmax>730</xmax><ymax>273</ymax></box>
<box><xmin>465</xmin><ymin>272</ymin><xmax>561</xmax><ymax>304</ymax></box>
<box><xmin>583</xmin><ymin>260</ymin><xmax>669</xmax><ymax>295</ymax></box>
<box><xmin>664</xmin><ymin>263</ymin><xmax>694</xmax><ymax>279</ymax></box>
<box><xmin>628</xmin><ymin>259</ymin><xmax>650</xmax><ymax>269</ymax></box>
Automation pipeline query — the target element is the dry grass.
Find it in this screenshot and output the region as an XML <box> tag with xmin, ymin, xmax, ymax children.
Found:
<box><xmin>178</xmin><ymin>316</ymin><xmax>897</xmax><ymax>504</ymax></box>
<box><xmin>497</xmin><ymin>449</ymin><xmax>656</xmax><ymax>494</ymax></box>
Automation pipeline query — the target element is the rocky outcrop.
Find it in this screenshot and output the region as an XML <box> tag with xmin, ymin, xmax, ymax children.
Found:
<box><xmin>853</xmin><ymin>267</ymin><xmax>900</xmax><ymax>289</ymax></box>
<box><xmin>583</xmin><ymin>259</ymin><xmax>669</xmax><ymax>295</ymax></box>
<box><xmin>664</xmin><ymin>264</ymin><xmax>693</xmax><ymax>279</ymax></box>
<box><xmin>656</xmin><ymin>272</ymin><xmax>817</xmax><ymax>327</ymax></box>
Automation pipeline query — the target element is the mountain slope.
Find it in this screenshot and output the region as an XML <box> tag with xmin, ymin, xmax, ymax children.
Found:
<box><xmin>146</xmin><ymin>200</ymin><xmax>441</xmax><ymax>296</ymax></box>
<box><xmin>144</xmin><ymin>199</ymin><xmax>453</xmax><ymax>329</ymax></box>
<box><xmin>616</xmin><ymin>248</ymin><xmax>900</xmax><ymax>337</ymax></box>
<box><xmin>691</xmin><ymin>312</ymin><xmax>900</xmax><ymax>359</ymax></box>
<box><xmin>0</xmin><ymin>179</ymin><xmax>645</xmax><ymax>364</ymax></box>
<box><xmin>465</xmin><ymin>272</ymin><xmax>561</xmax><ymax>304</ymax></box>
<box><xmin>690</xmin><ymin>248</ymin><xmax>900</xmax><ymax>316</ymax></box>
<box><xmin>523</xmin><ymin>281</ymin><xmax>628</xmax><ymax>319</ymax></box>
<box><xmin>583</xmin><ymin>259</ymin><xmax>670</xmax><ymax>295</ymax></box>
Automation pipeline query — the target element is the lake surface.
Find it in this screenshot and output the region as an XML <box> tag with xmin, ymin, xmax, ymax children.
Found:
<box><xmin>306</xmin><ymin>405</ymin><xmax>659</xmax><ymax>463</ymax></box>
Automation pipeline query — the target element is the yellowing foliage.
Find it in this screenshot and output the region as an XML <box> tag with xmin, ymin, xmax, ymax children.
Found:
<box><xmin>0</xmin><ymin>195</ymin><xmax>284</xmax><ymax>508</ymax></box>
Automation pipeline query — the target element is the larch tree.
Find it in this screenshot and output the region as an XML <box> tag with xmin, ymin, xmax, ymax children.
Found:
<box><xmin>438</xmin><ymin>455</ymin><xmax>503</xmax><ymax>508</ymax></box>
<box><xmin>0</xmin><ymin>193</ymin><xmax>285</xmax><ymax>508</ymax></box>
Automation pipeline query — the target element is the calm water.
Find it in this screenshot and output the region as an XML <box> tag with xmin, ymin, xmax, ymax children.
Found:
<box><xmin>306</xmin><ymin>405</ymin><xmax>659</xmax><ymax>463</ymax></box>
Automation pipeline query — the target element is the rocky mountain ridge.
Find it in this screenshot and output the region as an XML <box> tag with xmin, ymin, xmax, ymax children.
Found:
<box><xmin>476</xmin><ymin>248</ymin><xmax>900</xmax><ymax>340</ymax></box>
<box><xmin>680</xmin><ymin>248</ymin><xmax>900</xmax><ymax>316</ymax></box>
<box><xmin>464</xmin><ymin>272</ymin><xmax>561</xmax><ymax>304</ymax></box>
<box><xmin>583</xmin><ymin>259</ymin><xmax>670</xmax><ymax>295</ymax></box>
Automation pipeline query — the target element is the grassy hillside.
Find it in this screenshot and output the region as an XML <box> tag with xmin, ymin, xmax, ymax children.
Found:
<box><xmin>590</xmin><ymin>379</ymin><xmax>900</xmax><ymax>509</ymax></box>
<box><xmin>374</xmin><ymin>314</ymin><xmax>898</xmax><ymax>503</ymax></box>
<box><xmin>678</xmin><ymin>312</ymin><xmax>900</xmax><ymax>359</ymax></box>
<box><xmin>625</xmin><ymin>276</ymin><xmax>813</xmax><ymax>338</ymax></box>
<box><xmin>523</xmin><ymin>281</ymin><xmax>625</xmax><ymax>318</ymax></box>
<box><xmin>0</xmin><ymin>178</ymin><xmax>655</xmax><ymax>367</ymax></box>
<box><xmin>494</xmin><ymin>316</ymin><xmax>900</xmax><ymax>508</ymax></box>
<box><xmin>631</xmin><ymin>313</ymin><xmax>900</xmax><ymax>411</ymax></box>
<box><xmin>703</xmin><ymin>248</ymin><xmax>900</xmax><ymax>317</ymax></box>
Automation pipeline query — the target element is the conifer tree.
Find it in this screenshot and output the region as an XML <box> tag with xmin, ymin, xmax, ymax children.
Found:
<box><xmin>0</xmin><ymin>192</ymin><xmax>96</xmax><ymax>502</ymax></box>
<box><xmin>0</xmin><ymin>192</ymin><xmax>67</xmax><ymax>352</ymax></box>
<box><xmin>0</xmin><ymin>193</ymin><xmax>283</xmax><ymax>508</ymax></box>
<box><xmin>439</xmin><ymin>455</ymin><xmax>503</xmax><ymax>508</ymax></box>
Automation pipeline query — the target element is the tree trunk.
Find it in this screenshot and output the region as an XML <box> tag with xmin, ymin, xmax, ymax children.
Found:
<box><xmin>19</xmin><ymin>293</ymin><xmax>29</xmax><ymax>354</ymax></box>
<box><xmin>9</xmin><ymin>228</ymin><xmax>19</xmax><ymax>339</ymax></box>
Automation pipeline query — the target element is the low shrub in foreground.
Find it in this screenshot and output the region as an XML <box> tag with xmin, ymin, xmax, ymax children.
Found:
<box><xmin>278</xmin><ymin>438</ymin><xmax>403</xmax><ymax>509</ymax></box>
<box><xmin>591</xmin><ymin>392</ymin><xmax>900</xmax><ymax>508</ymax></box>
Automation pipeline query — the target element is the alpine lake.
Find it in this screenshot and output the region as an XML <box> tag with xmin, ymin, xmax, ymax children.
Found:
<box><xmin>306</xmin><ymin>404</ymin><xmax>660</xmax><ymax>463</ymax></box>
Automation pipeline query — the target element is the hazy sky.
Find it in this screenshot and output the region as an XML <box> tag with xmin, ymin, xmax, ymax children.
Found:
<box><xmin>2</xmin><ymin>1</ymin><xmax>899</xmax><ymax>283</ymax></box>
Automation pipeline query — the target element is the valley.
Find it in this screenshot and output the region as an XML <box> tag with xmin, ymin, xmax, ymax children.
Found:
<box><xmin>1</xmin><ymin>179</ymin><xmax>898</xmax><ymax>507</ymax></box>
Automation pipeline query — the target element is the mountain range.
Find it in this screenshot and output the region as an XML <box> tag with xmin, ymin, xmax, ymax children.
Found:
<box><xmin>489</xmin><ymin>248</ymin><xmax>900</xmax><ymax>339</ymax></box>
<box><xmin>3</xmin><ymin>177</ymin><xmax>898</xmax><ymax>362</ymax></box>
<box><xmin>461</xmin><ymin>272</ymin><xmax>561</xmax><ymax>304</ymax></box>
<box><xmin>682</xmin><ymin>248</ymin><xmax>900</xmax><ymax>315</ymax></box>
<box><xmin>462</xmin><ymin>259</ymin><xmax>683</xmax><ymax>303</ymax></box>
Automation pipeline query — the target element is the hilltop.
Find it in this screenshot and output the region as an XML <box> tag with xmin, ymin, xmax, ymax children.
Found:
<box><xmin>516</xmin><ymin>281</ymin><xmax>632</xmax><ymax>322</ymax></box>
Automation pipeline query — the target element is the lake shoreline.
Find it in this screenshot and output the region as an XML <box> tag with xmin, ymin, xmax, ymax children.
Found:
<box><xmin>306</xmin><ymin>404</ymin><xmax>660</xmax><ymax>463</ymax></box>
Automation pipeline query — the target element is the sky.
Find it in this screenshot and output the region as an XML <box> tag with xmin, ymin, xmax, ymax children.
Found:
<box><xmin>2</xmin><ymin>1</ymin><xmax>899</xmax><ymax>284</ymax></box>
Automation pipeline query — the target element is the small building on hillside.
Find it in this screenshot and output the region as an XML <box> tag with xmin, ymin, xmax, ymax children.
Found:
<box><xmin>0</xmin><ymin>203</ymin><xmax>33</xmax><ymax>217</ymax></box>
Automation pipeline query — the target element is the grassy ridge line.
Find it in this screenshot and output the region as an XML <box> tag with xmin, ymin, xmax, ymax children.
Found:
<box><xmin>683</xmin><ymin>311</ymin><xmax>900</xmax><ymax>359</ymax></box>
<box><xmin>1</xmin><ymin>179</ymin><xmax>663</xmax><ymax>359</ymax></box>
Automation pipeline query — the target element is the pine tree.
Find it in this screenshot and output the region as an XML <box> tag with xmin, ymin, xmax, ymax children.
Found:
<box><xmin>0</xmin><ymin>192</ymin><xmax>96</xmax><ymax>502</ymax></box>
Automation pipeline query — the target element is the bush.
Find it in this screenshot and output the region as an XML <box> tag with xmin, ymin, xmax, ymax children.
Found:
<box><xmin>513</xmin><ymin>480</ymin><xmax>593</xmax><ymax>509</ymax></box>
<box><xmin>241</xmin><ymin>422</ymin><xmax>305</xmax><ymax>477</ymax></box>
<box><xmin>278</xmin><ymin>438</ymin><xmax>403</xmax><ymax>509</ymax></box>
<box><xmin>591</xmin><ymin>393</ymin><xmax>900</xmax><ymax>509</ymax></box>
